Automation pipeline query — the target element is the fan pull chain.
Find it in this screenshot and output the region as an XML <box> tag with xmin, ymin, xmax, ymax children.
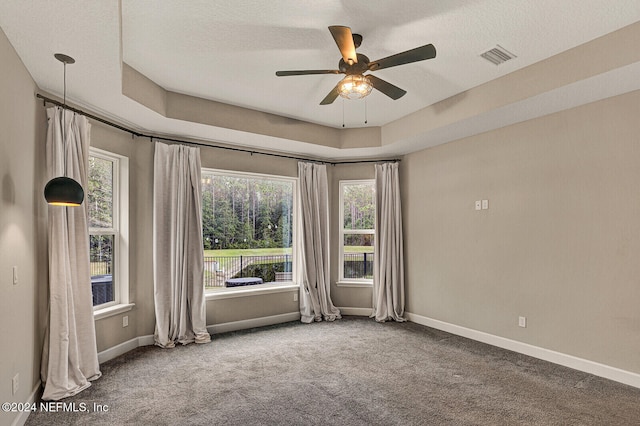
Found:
<box><xmin>342</xmin><ymin>98</ymin><xmax>345</xmax><ymax>128</ymax></box>
<box><xmin>364</xmin><ymin>99</ymin><xmax>368</xmax><ymax>124</ymax></box>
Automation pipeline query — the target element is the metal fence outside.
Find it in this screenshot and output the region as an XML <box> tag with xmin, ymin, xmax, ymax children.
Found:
<box><xmin>204</xmin><ymin>254</ymin><xmax>292</xmax><ymax>287</ymax></box>
<box><xmin>90</xmin><ymin>253</ymin><xmax>370</xmax><ymax>291</ymax></box>
<box><xmin>90</xmin><ymin>258</ymin><xmax>113</xmax><ymax>306</ymax></box>
<box><xmin>343</xmin><ymin>252</ymin><xmax>373</xmax><ymax>279</ymax></box>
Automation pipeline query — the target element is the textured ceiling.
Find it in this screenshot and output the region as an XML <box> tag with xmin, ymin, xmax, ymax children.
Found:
<box><xmin>121</xmin><ymin>0</ymin><xmax>638</xmax><ymax>128</ymax></box>
<box><xmin>1</xmin><ymin>1</ymin><xmax>640</xmax><ymax>159</ymax></box>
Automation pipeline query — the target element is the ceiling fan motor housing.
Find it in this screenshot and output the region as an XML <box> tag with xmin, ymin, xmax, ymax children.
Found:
<box><xmin>339</xmin><ymin>54</ymin><xmax>370</xmax><ymax>74</ymax></box>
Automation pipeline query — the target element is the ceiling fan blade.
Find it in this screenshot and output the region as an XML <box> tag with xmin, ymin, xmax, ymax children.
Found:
<box><xmin>328</xmin><ymin>26</ymin><xmax>358</xmax><ymax>65</ymax></box>
<box><xmin>367</xmin><ymin>75</ymin><xmax>407</xmax><ymax>100</ymax></box>
<box><xmin>320</xmin><ymin>83</ymin><xmax>341</xmax><ymax>105</ymax></box>
<box><xmin>369</xmin><ymin>44</ymin><xmax>436</xmax><ymax>71</ymax></box>
<box><xmin>276</xmin><ymin>69</ymin><xmax>341</xmax><ymax>76</ymax></box>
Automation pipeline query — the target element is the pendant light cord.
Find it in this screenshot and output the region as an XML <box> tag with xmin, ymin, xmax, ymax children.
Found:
<box><xmin>63</xmin><ymin>60</ymin><xmax>66</xmax><ymax>107</ymax></box>
<box><xmin>62</xmin><ymin>61</ymin><xmax>66</xmax><ymax>175</ymax></box>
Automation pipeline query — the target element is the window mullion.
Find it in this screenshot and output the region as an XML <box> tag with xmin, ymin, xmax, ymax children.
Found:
<box><xmin>89</xmin><ymin>228</ymin><xmax>116</xmax><ymax>236</ymax></box>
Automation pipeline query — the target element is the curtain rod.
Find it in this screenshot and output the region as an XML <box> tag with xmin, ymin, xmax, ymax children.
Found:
<box><xmin>36</xmin><ymin>93</ymin><xmax>400</xmax><ymax>166</ymax></box>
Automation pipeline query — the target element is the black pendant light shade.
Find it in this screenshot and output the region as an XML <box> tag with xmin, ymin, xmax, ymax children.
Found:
<box><xmin>44</xmin><ymin>176</ymin><xmax>84</xmax><ymax>206</ymax></box>
<box><xmin>45</xmin><ymin>53</ymin><xmax>84</xmax><ymax>207</ymax></box>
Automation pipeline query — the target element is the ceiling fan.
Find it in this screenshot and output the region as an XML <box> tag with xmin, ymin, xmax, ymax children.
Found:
<box><xmin>275</xmin><ymin>25</ymin><xmax>436</xmax><ymax>105</ymax></box>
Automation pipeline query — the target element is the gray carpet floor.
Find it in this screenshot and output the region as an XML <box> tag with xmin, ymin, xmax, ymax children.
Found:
<box><xmin>25</xmin><ymin>317</ymin><xmax>640</xmax><ymax>425</ymax></box>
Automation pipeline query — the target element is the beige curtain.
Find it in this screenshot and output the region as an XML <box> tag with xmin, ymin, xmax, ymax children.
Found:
<box><xmin>153</xmin><ymin>142</ymin><xmax>211</xmax><ymax>347</ymax></box>
<box><xmin>41</xmin><ymin>106</ymin><xmax>101</xmax><ymax>401</ymax></box>
<box><xmin>371</xmin><ymin>162</ymin><xmax>406</xmax><ymax>322</ymax></box>
<box><xmin>297</xmin><ymin>162</ymin><xmax>341</xmax><ymax>323</ymax></box>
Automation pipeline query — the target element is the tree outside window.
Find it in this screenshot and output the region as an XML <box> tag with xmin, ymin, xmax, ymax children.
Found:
<box><xmin>88</xmin><ymin>153</ymin><xmax>116</xmax><ymax>307</ymax></box>
<box><xmin>340</xmin><ymin>180</ymin><xmax>375</xmax><ymax>282</ymax></box>
<box><xmin>201</xmin><ymin>170</ymin><xmax>295</xmax><ymax>288</ymax></box>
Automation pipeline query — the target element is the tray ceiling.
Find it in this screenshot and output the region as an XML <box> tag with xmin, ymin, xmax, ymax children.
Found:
<box><xmin>1</xmin><ymin>1</ymin><xmax>639</xmax><ymax>159</ymax></box>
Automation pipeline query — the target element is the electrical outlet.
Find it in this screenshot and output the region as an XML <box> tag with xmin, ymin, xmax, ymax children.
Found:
<box><xmin>293</xmin><ymin>293</ymin><xmax>298</xmax><ymax>302</ymax></box>
<box><xmin>482</xmin><ymin>199</ymin><xmax>489</xmax><ymax>210</ymax></box>
<box><xmin>122</xmin><ymin>316</ymin><xmax>129</xmax><ymax>327</ymax></box>
<box><xmin>12</xmin><ymin>374</ymin><xmax>19</xmax><ymax>395</ymax></box>
<box><xmin>518</xmin><ymin>316</ymin><xmax>527</xmax><ymax>328</ymax></box>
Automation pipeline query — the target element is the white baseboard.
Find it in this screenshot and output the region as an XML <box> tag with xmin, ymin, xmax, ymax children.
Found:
<box><xmin>338</xmin><ymin>307</ymin><xmax>373</xmax><ymax>316</ymax></box>
<box><xmin>98</xmin><ymin>313</ymin><xmax>301</xmax><ymax>363</ymax></box>
<box><xmin>11</xmin><ymin>381</ymin><xmax>41</xmax><ymax>426</ymax></box>
<box><xmin>406</xmin><ymin>312</ymin><xmax>640</xmax><ymax>389</ymax></box>
<box><xmin>207</xmin><ymin>311</ymin><xmax>301</xmax><ymax>334</ymax></box>
<box><xmin>98</xmin><ymin>335</ymin><xmax>154</xmax><ymax>364</ymax></box>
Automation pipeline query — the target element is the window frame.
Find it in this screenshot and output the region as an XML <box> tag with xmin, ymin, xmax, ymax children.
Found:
<box><xmin>89</xmin><ymin>147</ymin><xmax>131</xmax><ymax>317</ymax></box>
<box><xmin>338</xmin><ymin>179</ymin><xmax>375</xmax><ymax>286</ymax></box>
<box><xmin>200</xmin><ymin>168</ymin><xmax>298</xmax><ymax>295</ymax></box>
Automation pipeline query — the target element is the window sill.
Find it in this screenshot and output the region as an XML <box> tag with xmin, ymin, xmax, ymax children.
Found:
<box><xmin>94</xmin><ymin>303</ymin><xmax>135</xmax><ymax>320</ymax></box>
<box><xmin>336</xmin><ymin>280</ymin><xmax>373</xmax><ymax>287</ymax></box>
<box><xmin>205</xmin><ymin>282</ymin><xmax>299</xmax><ymax>300</ymax></box>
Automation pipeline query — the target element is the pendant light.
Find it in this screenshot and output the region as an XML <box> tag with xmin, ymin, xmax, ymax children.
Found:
<box><xmin>44</xmin><ymin>53</ymin><xmax>84</xmax><ymax>207</ymax></box>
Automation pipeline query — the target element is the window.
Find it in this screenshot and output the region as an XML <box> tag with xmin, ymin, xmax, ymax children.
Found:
<box><xmin>201</xmin><ymin>169</ymin><xmax>296</xmax><ymax>290</ymax></box>
<box><xmin>88</xmin><ymin>148</ymin><xmax>129</xmax><ymax>310</ymax></box>
<box><xmin>339</xmin><ymin>180</ymin><xmax>375</xmax><ymax>284</ymax></box>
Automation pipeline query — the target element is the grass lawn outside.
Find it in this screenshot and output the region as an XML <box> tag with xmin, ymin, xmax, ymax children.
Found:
<box><xmin>203</xmin><ymin>246</ymin><xmax>373</xmax><ymax>257</ymax></box>
<box><xmin>204</xmin><ymin>247</ymin><xmax>292</xmax><ymax>257</ymax></box>
<box><xmin>344</xmin><ymin>246</ymin><xmax>374</xmax><ymax>254</ymax></box>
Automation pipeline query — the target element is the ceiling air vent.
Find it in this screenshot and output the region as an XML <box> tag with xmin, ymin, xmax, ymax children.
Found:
<box><xmin>480</xmin><ymin>45</ymin><xmax>517</xmax><ymax>65</ymax></box>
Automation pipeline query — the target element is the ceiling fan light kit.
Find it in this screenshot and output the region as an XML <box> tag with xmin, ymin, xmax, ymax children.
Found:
<box><xmin>276</xmin><ymin>25</ymin><xmax>436</xmax><ymax>105</ymax></box>
<box><xmin>338</xmin><ymin>75</ymin><xmax>373</xmax><ymax>100</ymax></box>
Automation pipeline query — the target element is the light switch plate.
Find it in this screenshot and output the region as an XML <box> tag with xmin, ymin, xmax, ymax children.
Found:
<box><xmin>482</xmin><ymin>199</ymin><xmax>489</xmax><ymax>210</ymax></box>
<box><xmin>475</xmin><ymin>200</ymin><xmax>482</xmax><ymax>210</ymax></box>
<box><xmin>518</xmin><ymin>316</ymin><xmax>526</xmax><ymax>328</ymax></box>
<box><xmin>13</xmin><ymin>266</ymin><xmax>18</xmax><ymax>285</ymax></box>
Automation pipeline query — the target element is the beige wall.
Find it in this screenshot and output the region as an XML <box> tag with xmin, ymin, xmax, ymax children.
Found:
<box><xmin>0</xmin><ymin>27</ymin><xmax>47</xmax><ymax>425</ymax></box>
<box><xmin>207</xmin><ymin>293</ymin><xmax>298</xmax><ymax>324</ymax></box>
<box><xmin>402</xmin><ymin>89</ymin><xmax>640</xmax><ymax>374</ymax></box>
